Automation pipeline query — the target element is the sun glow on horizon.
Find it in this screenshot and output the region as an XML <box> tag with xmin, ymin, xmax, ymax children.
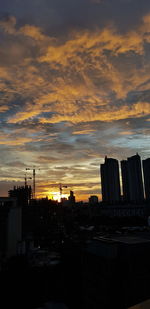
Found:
<box><xmin>47</xmin><ymin>192</ymin><xmax>69</xmax><ymax>202</ymax></box>
<box><xmin>36</xmin><ymin>188</ymin><xmax>101</xmax><ymax>203</ymax></box>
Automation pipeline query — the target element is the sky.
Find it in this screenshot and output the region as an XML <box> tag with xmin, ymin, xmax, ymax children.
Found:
<box><xmin>0</xmin><ymin>0</ymin><xmax>150</xmax><ymax>201</ymax></box>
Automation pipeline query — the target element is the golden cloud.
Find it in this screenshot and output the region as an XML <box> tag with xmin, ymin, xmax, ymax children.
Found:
<box><xmin>119</xmin><ymin>130</ymin><xmax>134</xmax><ymax>136</ymax></box>
<box><xmin>0</xmin><ymin>13</ymin><xmax>150</xmax><ymax>125</ymax></box>
<box><xmin>0</xmin><ymin>105</ymin><xmax>9</xmax><ymax>112</ymax></box>
<box><xmin>8</xmin><ymin>102</ymin><xmax>43</xmax><ymax>123</ymax></box>
<box><xmin>39</xmin><ymin>102</ymin><xmax>150</xmax><ymax>124</ymax></box>
<box><xmin>0</xmin><ymin>135</ymin><xmax>33</xmax><ymax>146</ymax></box>
<box><xmin>20</xmin><ymin>25</ymin><xmax>47</xmax><ymax>41</ymax></box>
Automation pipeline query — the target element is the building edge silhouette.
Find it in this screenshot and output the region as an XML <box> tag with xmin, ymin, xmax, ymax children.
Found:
<box><xmin>100</xmin><ymin>153</ymin><xmax>150</xmax><ymax>205</ymax></box>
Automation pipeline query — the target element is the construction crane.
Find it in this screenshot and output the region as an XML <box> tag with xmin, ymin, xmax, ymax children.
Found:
<box><xmin>59</xmin><ymin>183</ymin><xmax>68</xmax><ymax>201</ymax></box>
<box><xmin>26</xmin><ymin>167</ymin><xmax>40</xmax><ymax>199</ymax></box>
<box><xmin>24</xmin><ymin>173</ymin><xmax>32</xmax><ymax>187</ymax></box>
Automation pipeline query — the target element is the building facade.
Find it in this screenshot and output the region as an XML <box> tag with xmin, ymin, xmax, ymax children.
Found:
<box><xmin>0</xmin><ymin>197</ymin><xmax>22</xmax><ymax>260</ymax></box>
<box><xmin>121</xmin><ymin>160</ymin><xmax>130</xmax><ymax>202</ymax></box>
<box><xmin>100</xmin><ymin>157</ymin><xmax>121</xmax><ymax>203</ymax></box>
<box><xmin>121</xmin><ymin>154</ymin><xmax>144</xmax><ymax>203</ymax></box>
<box><xmin>143</xmin><ymin>158</ymin><xmax>150</xmax><ymax>201</ymax></box>
<box><xmin>127</xmin><ymin>154</ymin><xmax>144</xmax><ymax>203</ymax></box>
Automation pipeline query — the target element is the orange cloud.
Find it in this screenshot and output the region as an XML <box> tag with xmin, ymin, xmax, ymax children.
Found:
<box><xmin>119</xmin><ymin>130</ymin><xmax>134</xmax><ymax>136</ymax></box>
<box><xmin>0</xmin><ymin>13</ymin><xmax>150</xmax><ymax>126</ymax></box>
<box><xmin>0</xmin><ymin>135</ymin><xmax>33</xmax><ymax>146</ymax></box>
<box><xmin>38</xmin><ymin>25</ymin><xmax>144</xmax><ymax>66</ymax></box>
<box><xmin>8</xmin><ymin>103</ymin><xmax>43</xmax><ymax>123</ymax></box>
<box><xmin>0</xmin><ymin>105</ymin><xmax>9</xmax><ymax>112</ymax></box>
<box><xmin>20</xmin><ymin>25</ymin><xmax>47</xmax><ymax>41</ymax></box>
<box><xmin>73</xmin><ymin>129</ymin><xmax>95</xmax><ymax>135</ymax></box>
<box><xmin>39</xmin><ymin>102</ymin><xmax>150</xmax><ymax>124</ymax></box>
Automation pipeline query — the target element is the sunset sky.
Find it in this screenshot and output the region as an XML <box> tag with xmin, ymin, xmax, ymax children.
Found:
<box><xmin>0</xmin><ymin>0</ymin><xmax>150</xmax><ymax>201</ymax></box>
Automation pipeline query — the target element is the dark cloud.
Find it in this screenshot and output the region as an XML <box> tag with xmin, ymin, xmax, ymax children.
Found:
<box><xmin>1</xmin><ymin>0</ymin><xmax>150</xmax><ymax>35</ymax></box>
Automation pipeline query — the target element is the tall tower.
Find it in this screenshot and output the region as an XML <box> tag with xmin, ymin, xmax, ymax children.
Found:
<box><xmin>121</xmin><ymin>160</ymin><xmax>130</xmax><ymax>202</ymax></box>
<box><xmin>100</xmin><ymin>157</ymin><xmax>121</xmax><ymax>203</ymax></box>
<box><xmin>121</xmin><ymin>154</ymin><xmax>144</xmax><ymax>203</ymax></box>
<box><xmin>68</xmin><ymin>191</ymin><xmax>76</xmax><ymax>204</ymax></box>
<box><xmin>143</xmin><ymin>158</ymin><xmax>150</xmax><ymax>201</ymax></box>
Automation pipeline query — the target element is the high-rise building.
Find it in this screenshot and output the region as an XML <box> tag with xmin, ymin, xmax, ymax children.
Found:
<box><xmin>121</xmin><ymin>154</ymin><xmax>144</xmax><ymax>203</ymax></box>
<box><xmin>121</xmin><ymin>160</ymin><xmax>130</xmax><ymax>202</ymax></box>
<box><xmin>143</xmin><ymin>158</ymin><xmax>150</xmax><ymax>201</ymax></box>
<box><xmin>68</xmin><ymin>191</ymin><xmax>76</xmax><ymax>204</ymax></box>
<box><xmin>100</xmin><ymin>156</ymin><xmax>121</xmax><ymax>203</ymax></box>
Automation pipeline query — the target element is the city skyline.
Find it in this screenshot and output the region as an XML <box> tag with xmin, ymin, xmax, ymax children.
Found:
<box><xmin>3</xmin><ymin>153</ymin><xmax>150</xmax><ymax>202</ymax></box>
<box><xmin>0</xmin><ymin>0</ymin><xmax>150</xmax><ymax>200</ymax></box>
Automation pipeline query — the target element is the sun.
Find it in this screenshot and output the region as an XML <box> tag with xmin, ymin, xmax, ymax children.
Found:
<box><xmin>48</xmin><ymin>191</ymin><xmax>68</xmax><ymax>202</ymax></box>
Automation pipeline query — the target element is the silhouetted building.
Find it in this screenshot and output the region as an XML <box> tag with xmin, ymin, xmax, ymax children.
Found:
<box><xmin>8</xmin><ymin>185</ymin><xmax>32</xmax><ymax>207</ymax></box>
<box><xmin>121</xmin><ymin>160</ymin><xmax>130</xmax><ymax>202</ymax></box>
<box><xmin>68</xmin><ymin>191</ymin><xmax>76</xmax><ymax>205</ymax></box>
<box><xmin>89</xmin><ymin>195</ymin><xmax>98</xmax><ymax>205</ymax></box>
<box><xmin>100</xmin><ymin>156</ymin><xmax>121</xmax><ymax>203</ymax></box>
<box><xmin>143</xmin><ymin>158</ymin><xmax>150</xmax><ymax>201</ymax></box>
<box><xmin>0</xmin><ymin>197</ymin><xmax>22</xmax><ymax>260</ymax></box>
<box><xmin>126</xmin><ymin>154</ymin><xmax>144</xmax><ymax>203</ymax></box>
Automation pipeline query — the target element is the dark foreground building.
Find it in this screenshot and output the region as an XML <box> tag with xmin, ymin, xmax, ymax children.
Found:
<box><xmin>82</xmin><ymin>235</ymin><xmax>150</xmax><ymax>309</ymax></box>
<box><xmin>100</xmin><ymin>157</ymin><xmax>121</xmax><ymax>203</ymax></box>
<box><xmin>121</xmin><ymin>154</ymin><xmax>144</xmax><ymax>203</ymax></box>
<box><xmin>0</xmin><ymin>197</ymin><xmax>22</xmax><ymax>262</ymax></box>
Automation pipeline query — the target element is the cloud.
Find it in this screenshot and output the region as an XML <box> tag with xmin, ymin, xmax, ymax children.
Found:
<box><xmin>0</xmin><ymin>12</ymin><xmax>149</xmax><ymax>127</ymax></box>
<box><xmin>0</xmin><ymin>15</ymin><xmax>16</xmax><ymax>34</ymax></box>
<box><xmin>0</xmin><ymin>105</ymin><xmax>9</xmax><ymax>112</ymax></box>
<box><xmin>20</xmin><ymin>24</ymin><xmax>49</xmax><ymax>41</ymax></box>
<box><xmin>0</xmin><ymin>133</ymin><xmax>33</xmax><ymax>146</ymax></box>
<box><xmin>39</xmin><ymin>102</ymin><xmax>150</xmax><ymax>124</ymax></box>
<box><xmin>6</xmin><ymin>161</ymin><xmax>26</xmax><ymax>168</ymax></box>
